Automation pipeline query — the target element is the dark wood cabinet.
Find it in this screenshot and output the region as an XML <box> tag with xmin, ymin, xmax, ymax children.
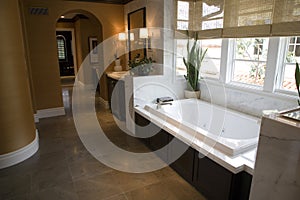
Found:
<box><xmin>148</xmin><ymin>129</ymin><xmax>169</xmax><ymax>162</ymax></box>
<box><xmin>169</xmin><ymin>136</ymin><xmax>195</xmax><ymax>184</ymax></box>
<box><xmin>107</xmin><ymin>76</ymin><xmax>125</xmax><ymax>121</ymax></box>
<box><xmin>135</xmin><ymin>113</ymin><xmax>252</xmax><ymax>200</ymax></box>
<box><xmin>193</xmin><ymin>153</ymin><xmax>252</xmax><ymax>200</ymax></box>
<box><xmin>194</xmin><ymin>153</ymin><xmax>233</xmax><ymax>200</ymax></box>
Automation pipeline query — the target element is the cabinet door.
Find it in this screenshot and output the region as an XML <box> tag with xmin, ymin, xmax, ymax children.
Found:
<box><xmin>107</xmin><ymin>77</ymin><xmax>116</xmax><ymax>109</ymax></box>
<box><xmin>193</xmin><ymin>153</ymin><xmax>233</xmax><ymax>200</ymax></box>
<box><xmin>111</xmin><ymin>79</ymin><xmax>125</xmax><ymax>121</ymax></box>
<box><xmin>169</xmin><ymin>136</ymin><xmax>195</xmax><ymax>184</ymax></box>
<box><xmin>107</xmin><ymin>77</ymin><xmax>126</xmax><ymax>121</ymax></box>
<box><xmin>148</xmin><ymin>129</ymin><xmax>169</xmax><ymax>162</ymax></box>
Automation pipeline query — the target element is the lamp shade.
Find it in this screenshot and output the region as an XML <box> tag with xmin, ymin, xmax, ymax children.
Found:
<box><xmin>130</xmin><ymin>33</ymin><xmax>135</xmax><ymax>41</ymax></box>
<box><xmin>118</xmin><ymin>33</ymin><xmax>126</xmax><ymax>41</ymax></box>
<box><xmin>139</xmin><ymin>28</ymin><xmax>148</xmax><ymax>39</ymax></box>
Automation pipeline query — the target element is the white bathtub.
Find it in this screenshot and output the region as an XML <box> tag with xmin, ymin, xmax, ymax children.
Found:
<box><xmin>144</xmin><ymin>99</ymin><xmax>260</xmax><ymax>156</ymax></box>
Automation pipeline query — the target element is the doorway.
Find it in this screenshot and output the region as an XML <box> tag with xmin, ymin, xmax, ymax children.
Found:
<box><xmin>56</xmin><ymin>30</ymin><xmax>75</xmax><ymax>77</ymax></box>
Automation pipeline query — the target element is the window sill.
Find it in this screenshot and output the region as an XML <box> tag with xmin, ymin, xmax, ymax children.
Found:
<box><xmin>200</xmin><ymin>79</ymin><xmax>298</xmax><ymax>103</ymax></box>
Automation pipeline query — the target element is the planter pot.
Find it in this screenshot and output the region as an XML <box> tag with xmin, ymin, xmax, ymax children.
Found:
<box><xmin>115</xmin><ymin>59</ymin><xmax>121</xmax><ymax>66</ymax></box>
<box><xmin>184</xmin><ymin>90</ymin><xmax>200</xmax><ymax>99</ymax></box>
<box><xmin>114</xmin><ymin>65</ymin><xmax>122</xmax><ymax>72</ymax></box>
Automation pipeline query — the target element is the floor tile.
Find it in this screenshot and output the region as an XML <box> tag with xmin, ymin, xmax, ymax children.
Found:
<box><xmin>0</xmin><ymin>86</ymin><xmax>207</xmax><ymax>200</ymax></box>
<box><xmin>30</xmin><ymin>182</ymin><xmax>79</xmax><ymax>200</ymax></box>
<box><xmin>74</xmin><ymin>172</ymin><xmax>123</xmax><ymax>200</ymax></box>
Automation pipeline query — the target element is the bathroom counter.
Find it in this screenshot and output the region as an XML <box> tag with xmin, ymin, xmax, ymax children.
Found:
<box><xmin>106</xmin><ymin>71</ymin><xmax>129</xmax><ymax>80</ymax></box>
<box><xmin>134</xmin><ymin>104</ymin><xmax>257</xmax><ymax>175</ymax></box>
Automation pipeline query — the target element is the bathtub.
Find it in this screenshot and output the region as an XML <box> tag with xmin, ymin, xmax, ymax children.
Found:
<box><xmin>143</xmin><ymin>99</ymin><xmax>260</xmax><ymax>156</ymax></box>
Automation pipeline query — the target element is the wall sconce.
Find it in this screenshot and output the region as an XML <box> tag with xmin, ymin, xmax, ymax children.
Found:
<box><xmin>130</xmin><ymin>33</ymin><xmax>134</xmax><ymax>41</ymax></box>
<box><xmin>139</xmin><ymin>28</ymin><xmax>149</xmax><ymax>39</ymax></box>
<box><xmin>118</xmin><ymin>33</ymin><xmax>126</xmax><ymax>41</ymax></box>
<box><xmin>139</xmin><ymin>28</ymin><xmax>152</xmax><ymax>49</ymax></box>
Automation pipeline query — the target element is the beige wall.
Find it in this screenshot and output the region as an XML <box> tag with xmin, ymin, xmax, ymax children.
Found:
<box><xmin>125</xmin><ymin>0</ymin><xmax>164</xmax><ymax>75</ymax></box>
<box><xmin>22</xmin><ymin>0</ymin><xmax>124</xmax><ymax>110</ymax></box>
<box><xmin>0</xmin><ymin>0</ymin><xmax>36</xmax><ymax>154</ymax></box>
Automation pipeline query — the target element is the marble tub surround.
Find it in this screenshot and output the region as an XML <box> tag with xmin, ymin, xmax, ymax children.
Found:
<box><xmin>134</xmin><ymin>104</ymin><xmax>258</xmax><ymax>175</ymax></box>
<box><xmin>250</xmin><ymin>110</ymin><xmax>300</xmax><ymax>200</ymax></box>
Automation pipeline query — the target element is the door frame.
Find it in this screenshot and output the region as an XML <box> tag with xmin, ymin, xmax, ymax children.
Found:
<box><xmin>56</xmin><ymin>28</ymin><xmax>78</xmax><ymax>76</ymax></box>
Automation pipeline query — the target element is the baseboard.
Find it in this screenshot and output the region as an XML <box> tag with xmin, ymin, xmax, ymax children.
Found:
<box><xmin>36</xmin><ymin>107</ymin><xmax>65</xmax><ymax>119</ymax></box>
<box><xmin>0</xmin><ymin>130</ymin><xmax>39</xmax><ymax>169</ymax></box>
<box><xmin>77</xmin><ymin>81</ymin><xmax>95</xmax><ymax>90</ymax></box>
<box><xmin>99</xmin><ymin>97</ymin><xmax>110</xmax><ymax>109</ymax></box>
<box><xmin>34</xmin><ymin>114</ymin><xmax>39</xmax><ymax>123</ymax></box>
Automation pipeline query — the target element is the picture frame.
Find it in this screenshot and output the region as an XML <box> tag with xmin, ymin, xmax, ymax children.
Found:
<box><xmin>89</xmin><ymin>37</ymin><xmax>99</xmax><ymax>64</ymax></box>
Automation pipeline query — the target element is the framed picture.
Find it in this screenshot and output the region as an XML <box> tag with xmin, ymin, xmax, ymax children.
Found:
<box><xmin>89</xmin><ymin>37</ymin><xmax>99</xmax><ymax>64</ymax></box>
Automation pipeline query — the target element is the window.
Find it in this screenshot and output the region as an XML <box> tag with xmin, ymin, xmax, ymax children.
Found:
<box><xmin>176</xmin><ymin>39</ymin><xmax>188</xmax><ymax>76</ymax></box>
<box><xmin>232</xmin><ymin>38</ymin><xmax>269</xmax><ymax>86</ymax></box>
<box><xmin>278</xmin><ymin>36</ymin><xmax>300</xmax><ymax>92</ymax></box>
<box><xmin>175</xmin><ymin>39</ymin><xmax>222</xmax><ymax>79</ymax></box>
<box><xmin>56</xmin><ymin>35</ymin><xmax>67</xmax><ymax>61</ymax></box>
<box><xmin>201</xmin><ymin>1</ymin><xmax>224</xmax><ymax>30</ymax></box>
<box><xmin>175</xmin><ymin>0</ymin><xmax>224</xmax><ymax>31</ymax></box>
<box><xmin>200</xmin><ymin>39</ymin><xmax>222</xmax><ymax>78</ymax></box>
<box><xmin>177</xmin><ymin>1</ymin><xmax>189</xmax><ymax>30</ymax></box>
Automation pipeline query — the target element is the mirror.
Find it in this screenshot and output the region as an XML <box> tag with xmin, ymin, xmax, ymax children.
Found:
<box><xmin>128</xmin><ymin>7</ymin><xmax>146</xmax><ymax>61</ymax></box>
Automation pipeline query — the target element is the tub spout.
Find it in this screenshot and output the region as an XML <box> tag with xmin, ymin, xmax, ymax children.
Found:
<box><xmin>156</xmin><ymin>101</ymin><xmax>172</xmax><ymax>109</ymax></box>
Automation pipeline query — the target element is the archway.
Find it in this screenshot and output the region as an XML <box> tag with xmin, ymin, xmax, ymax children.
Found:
<box><xmin>55</xmin><ymin>10</ymin><xmax>103</xmax><ymax>87</ymax></box>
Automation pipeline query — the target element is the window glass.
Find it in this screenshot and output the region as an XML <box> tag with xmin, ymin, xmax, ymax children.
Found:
<box><xmin>232</xmin><ymin>38</ymin><xmax>269</xmax><ymax>86</ymax></box>
<box><xmin>175</xmin><ymin>39</ymin><xmax>221</xmax><ymax>79</ymax></box>
<box><xmin>56</xmin><ymin>36</ymin><xmax>66</xmax><ymax>60</ymax></box>
<box><xmin>177</xmin><ymin>1</ymin><xmax>189</xmax><ymax>30</ymax></box>
<box><xmin>280</xmin><ymin>36</ymin><xmax>300</xmax><ymax>91</ymax></box>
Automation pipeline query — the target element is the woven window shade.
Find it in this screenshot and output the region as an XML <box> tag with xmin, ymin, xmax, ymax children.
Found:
<box><xmin>175</xmin><ymin>0</ymin><xmax>300</xmax><ymax>38</ymax></box>
<box><xmin>272</xmin><ymin>0</ymin><xmax>300</xmax><ymax>36</ymax></box>
<box><xmin>175</xmin><ymin>0</ymin><xmax>224</xmax><ymax>38</ymax></box>
<box><xmin>175</xmin><ymin>0</ymin><xmax>195</xmax><ymax>31</ymax></box>
<box><xmin>223</xmin><ymin>0</ymin><xmax>274</xmax><ymax>37</ymax></box>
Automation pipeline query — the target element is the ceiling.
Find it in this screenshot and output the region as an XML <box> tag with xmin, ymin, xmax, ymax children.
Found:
<box><xmin>65</xmin><ymin>0</ymin><xmax>133</xmax><ymax>4</ymax></box>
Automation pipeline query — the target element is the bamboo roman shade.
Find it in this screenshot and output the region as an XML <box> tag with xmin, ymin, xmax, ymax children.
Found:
<box><xmin>175</xmin><ymin>0</ymin><xmax>224</xmax><ymax>38</ymax></box>
<box><xmin>223</xmin><ymin>0</ymin><xmax>273</xmax><ymax>37</ymax></box>
<box><xmin>272</xmin><ymin>0</ymin><xmax>300</xmax><ymax>36</ymax></box>
<box><xmin>175</xmin><ymin>0</ymin><xmax>300</xmax><ymax>38</ymax></box>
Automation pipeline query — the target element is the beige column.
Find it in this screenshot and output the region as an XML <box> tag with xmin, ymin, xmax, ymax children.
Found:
<box><xmin>0</xmin><ymin>0</ymin><xmax>36</xmax><ymax>155</ymax></box>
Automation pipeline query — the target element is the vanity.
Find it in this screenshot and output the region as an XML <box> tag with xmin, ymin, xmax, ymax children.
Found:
<box><xmin>106</xmin><ymin>71</ymin><xmax>128</xmax><ymax>121</ymax></box>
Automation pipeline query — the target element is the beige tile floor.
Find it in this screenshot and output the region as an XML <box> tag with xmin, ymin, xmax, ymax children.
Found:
<box><xmin>0</xmin><ymin>86</ymin><xmax>206</xmax><ymax>200</ymax></box>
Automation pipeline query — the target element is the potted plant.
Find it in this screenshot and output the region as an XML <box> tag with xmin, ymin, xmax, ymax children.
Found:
<box><xmin>129</xmin><ymin>54</ymin><xmax>155</xmax><ymax>76</ymax></box>
<box><xmin>183</xmin><ymin>32</ymin><xmax>208</xmax><ymax>98</ymax></box>
<box><xmin>295</xmin><ymin>62</ymin><xmax>300</xmax><ymax>105</ymax></box>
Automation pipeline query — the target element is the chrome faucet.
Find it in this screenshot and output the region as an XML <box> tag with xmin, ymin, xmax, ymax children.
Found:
<box><xmin>156</xmin><ymin>100</ymin><xmax>172</xmax><ymax>109</ymax></box>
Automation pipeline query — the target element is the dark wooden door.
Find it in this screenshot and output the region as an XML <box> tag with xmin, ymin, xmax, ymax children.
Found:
<box><xmin>56</xmin><ymin>31</ymin><xmax>74</xmax><ymax>76</ymax></box>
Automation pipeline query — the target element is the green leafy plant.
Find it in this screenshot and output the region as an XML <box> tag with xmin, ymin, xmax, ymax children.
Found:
<box><xmin>129</xmin><ymin>56</ymin><xmax>155</xmax><ymax>76</ymax></box>
<box><xmin>295</xmin><ymin>62</ymin><xmax>300</xmax><ymax>105</ymax></box>
<box><xmin>183</xmin><ymin>32</ymin><xmax>208</xmax><ymax>91</ymax></box>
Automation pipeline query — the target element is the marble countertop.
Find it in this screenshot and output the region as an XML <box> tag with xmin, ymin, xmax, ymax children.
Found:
<box><xmin>106</xmin><ymin>71</ymin><xmax>129</xmax><ymax>80</ymax></box>
<box><xmin>134</xmin><ymin>103</ymin><xmax>257</xmax><ymax>175</ymax></box>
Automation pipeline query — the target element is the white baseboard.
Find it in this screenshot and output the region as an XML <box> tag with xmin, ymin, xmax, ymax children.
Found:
<box><xmin>34</xmin><ymin>114</ymin><xmax>39</xmax><ymax>123</ymax></box>
<box><xmin>36</xmin><ymin>107</ymin><xmax>65</xmax><ymax>119</ymax></box>
<box><xmin>77</xmin><ymin>81</ymin><xmax>95</xmax><ymax>90</ymax></box>
<box><xmin>0</xmin><ymin>130</ymin><xmax>39</xmax><ymax>169</ymax></box>
<box><xmin>99</xmin><ymin>97</ymin><xmax>110</xmax><ymax>109</ymax></box>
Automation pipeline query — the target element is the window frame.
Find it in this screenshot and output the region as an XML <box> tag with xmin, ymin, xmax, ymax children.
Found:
<box><xmin>274</xmin><ymin>37</ymin><xmax>299</xmax><ymax>95</ymax></box>
<box><xmin>174</xmin><ymin>38</ymin><xmax>222</xmax><ymax>80</ymax></box>
<box><xmin>174</xmin><ymin>36</ymin><xmax>298</xmax><ymax>99</ymax></box>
